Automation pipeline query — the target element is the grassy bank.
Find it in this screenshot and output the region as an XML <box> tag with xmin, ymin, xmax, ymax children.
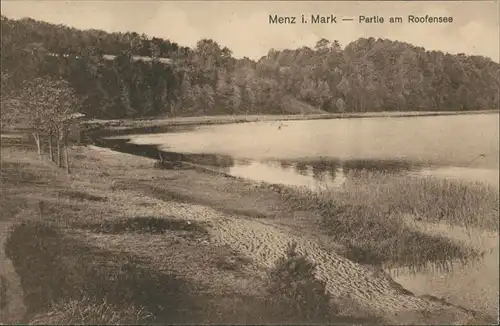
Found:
<box><xmin>275</xmin><ymin>171</ymin><xmax>498</xmax><ymax>270</ymax></box>
<box><xmin>1</xmin><ymin>138</ymin><xmax>497</xmax><ymax>324</ymax></box>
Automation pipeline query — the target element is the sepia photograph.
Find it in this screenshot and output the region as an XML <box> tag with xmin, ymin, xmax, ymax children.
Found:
<box><xmin>0</xmin><ymin>0</ymin><xmax>499</xmax><ymax>324</ymax></box>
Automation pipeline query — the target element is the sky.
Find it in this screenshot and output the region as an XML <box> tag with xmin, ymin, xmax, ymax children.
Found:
<box><xmin>1</xmin><ymin>0</ymin><xmax>499</xmax><ymax>62</ymax></box>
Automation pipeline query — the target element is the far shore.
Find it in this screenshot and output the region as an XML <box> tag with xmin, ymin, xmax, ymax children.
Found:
<box><xmin>87</xmin><ymin>109</ymin><xmax>500</xmax><ymax>131</ymax></box>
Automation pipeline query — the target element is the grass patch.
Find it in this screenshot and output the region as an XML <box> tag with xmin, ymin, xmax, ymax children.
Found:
<box><xmin>335</xmin><ymin>172</ymin><xmax>499</xmax><ymax>231</ymax></box>
<box><xmin>76</xmin><ymin>216</ymin><xmax>209</xmax><ymax>237</ymax></box>
<box><xmin>109</xmin><ymin>180</ymin><xmax>192</xmax><ymax>202</ymax></box>
<box><xmin>111</xmin><ymin>180</ymin><xmax>271</xmax><ymax>219</ymax></box>
<box><xmin>319</xmin><ymin>202</ymin><xmax>476</xmax><ymax>269</ymax></box>
<box><xmin>153</xmin><ymin>160</ymin><xmax>190</xmax><ymax>170</ymax></box>
<box><xmin>0</xmin><ymin>162</ymin><xmax>45</xmax><ymax>186</ymax></box>
<box><xmin>58</xmin><ymin>190</ymin><xmax>108</xmax><ymax>202</ymax></box>
<box><xmin>277</xmin><ymin>172</ymin><xmax>493</xmax><ymax>270</ymax></box>
<box><xmin>4</xmin><ymin>222</ymin><xmax>203</xmax><ymax>324</ymax></box>
<box><xmin>30</xmin><ymin>296</ymin><xmax>153</xmax><ymax>325</ymax></box>
<box><xmin>0</xmin><ymin>275</ymin><xmax>7</xmax><ymax>310</ymax></box>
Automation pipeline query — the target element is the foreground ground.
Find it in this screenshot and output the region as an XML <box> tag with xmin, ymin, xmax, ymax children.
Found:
<box><xmin>0</xmin><ymin>136</ymin><xmax>498</xmax><ymax>325</ymax></box>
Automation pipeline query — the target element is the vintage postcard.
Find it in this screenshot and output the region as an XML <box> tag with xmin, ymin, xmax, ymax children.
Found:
<box><xmin>1</xmin><ymin>0</ymin><xmax>498</xmax><ymax>325</ymax></box>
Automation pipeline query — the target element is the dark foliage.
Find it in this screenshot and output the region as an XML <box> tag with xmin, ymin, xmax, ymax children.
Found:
<box><xmin>2</xmin><ymin>15</ymin><xmax>499</xmax><ymax>119</ymax></box>
<box><xmin>268</xmin><ymin>241</ymin><xmax>336</xmax><ymax>323</ymax></box>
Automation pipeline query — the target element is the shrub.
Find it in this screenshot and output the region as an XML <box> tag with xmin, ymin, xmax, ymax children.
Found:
<box><xmin>268</xmin><ymin>241</ymin><xmax>336</xmax><ymax>323</ymax></box>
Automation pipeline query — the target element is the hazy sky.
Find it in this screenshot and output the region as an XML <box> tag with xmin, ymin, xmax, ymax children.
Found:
<box><xmin>2</xmin><ymin>0</ymin><xmax>499</xmax><ymax>61</ymax></box>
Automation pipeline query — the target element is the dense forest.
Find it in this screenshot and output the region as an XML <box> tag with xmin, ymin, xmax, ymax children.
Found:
<box><xmin>1</xmin><ymin>15</ymin><xmax>499</xmax><ymax>119</ymax></box>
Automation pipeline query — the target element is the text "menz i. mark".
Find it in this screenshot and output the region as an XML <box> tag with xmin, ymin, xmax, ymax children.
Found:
<box><xmin>269</xmin><ymin>14</ymin><xmax>338</xmax><ymax>24</ymax></box>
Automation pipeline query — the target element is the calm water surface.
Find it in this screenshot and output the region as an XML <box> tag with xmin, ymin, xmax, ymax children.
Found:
<box><xmin>122</xmin><ymin>113</ymin><xmax>499</xmax><ymax>188</ymax></box>
<box><xmin>388</xmin><ymin>221</ymin><xmax>499</xmax><ymax>318</ymax></box>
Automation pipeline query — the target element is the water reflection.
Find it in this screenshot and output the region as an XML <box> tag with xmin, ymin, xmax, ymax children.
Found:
<box><xmin>95</xmin><ymin>137</ymin><xmax>235</xmax><ymax>172</ymax></box>
<box><xmin>279</xmin><ymin>160</ymin><xmax>293</xmax><ymax>170</ymax></box>
<box><xmin>227</xmin><ymin>157</ymin><xmax>497</xmax><ymax>190</ymax></box>
<box><xmin>341</xmin><ymin>159</ymin><xmax>416</xmax><ymax>173</ymax></box>
<box><xmin>242</xmin><ymin>158</ymin><xmax>421</xmax><ymax>190</ymax></box>
<box><xmin>96</xmin><ymin>137</ymin><xmax>498</xmax><ymax>190</ymax></box>
<box><xmin>294</xmin><ymin>162</ymin><xmax>308</xmax><ymax>176</ymax></box>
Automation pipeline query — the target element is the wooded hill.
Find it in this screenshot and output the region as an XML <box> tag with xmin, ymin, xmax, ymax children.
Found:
<box><xmin>2</xmin><ymin>15</ymin><xmax>499</xmax><ymax>119</ymax></box>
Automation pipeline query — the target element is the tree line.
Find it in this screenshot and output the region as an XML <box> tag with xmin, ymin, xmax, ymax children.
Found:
<box><xmin>1</xmin><ymin>15</ymin><xmax>499</xmax><ymax>120</ymax></box>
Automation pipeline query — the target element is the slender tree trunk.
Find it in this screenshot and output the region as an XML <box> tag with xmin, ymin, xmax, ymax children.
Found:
<box><xmin>32</xmin><ymin>132</ymin><xmax>41</xmax><ymax>160</ymax></box>
<box><xmin>64</xmin><ymin>130</ymin><xmax>70</xmax><ymax>174</ymax></box>
<box><xmin>57</xmin><ymin>129</ymin><xmax>62</xmax><ymax>167</ymax></box>
<box><xmin>48</xmin><ymin>132</ymin><xmax>53</xmax><ymax>162</ymax></box>
<box><xmin>38</xmin><ymin>200</ymin><xmax>44</xmax><ymax>219</ymax></box>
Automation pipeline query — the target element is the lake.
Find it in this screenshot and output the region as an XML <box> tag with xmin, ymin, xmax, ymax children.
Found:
<box><xmin>116</xmin><ymin>113</ymin><xmax>499</xmax><ymax>189</ymax></box>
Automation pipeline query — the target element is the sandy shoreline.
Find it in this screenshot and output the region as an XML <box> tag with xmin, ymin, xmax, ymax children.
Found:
<box><xmin>87</xmin><ymin>109</ymin><xmax>500</xmax><ymax>131</ymax></box>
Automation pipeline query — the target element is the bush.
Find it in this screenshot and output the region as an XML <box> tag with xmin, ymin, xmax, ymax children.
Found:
<box><xmin>268</xmin><ymin>241</ymin><xmax>336</xmax><ymax>323</ymax></box>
